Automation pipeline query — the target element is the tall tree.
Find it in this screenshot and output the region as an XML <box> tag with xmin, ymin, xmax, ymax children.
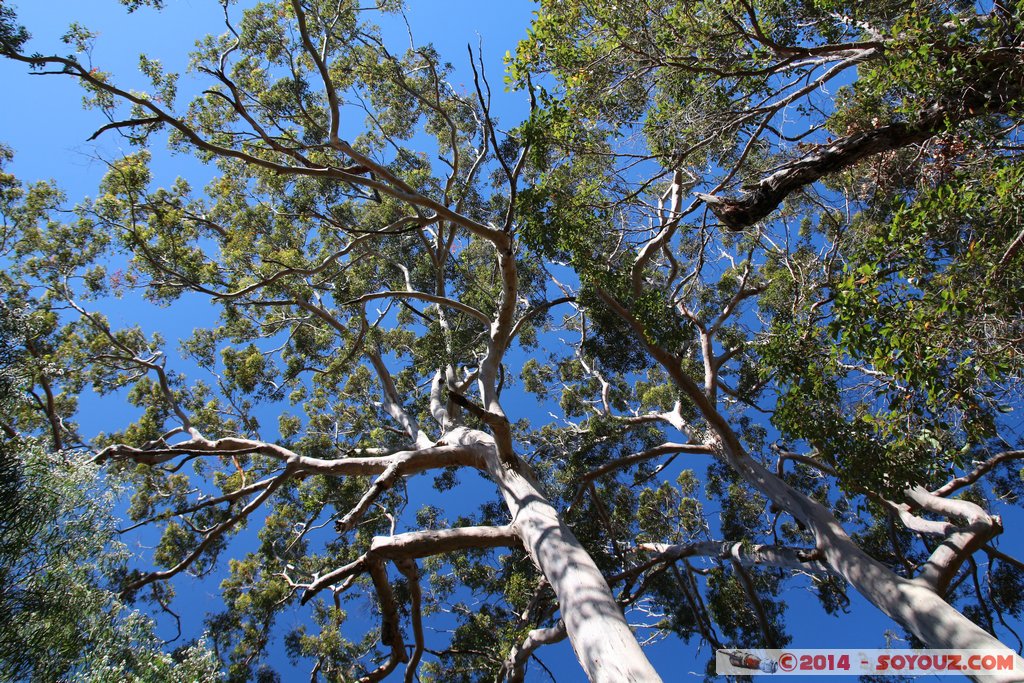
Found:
<box><xmin>2</xmin><ymin>1</ymin><xmax>1024</xmax><ymax>681</ymax></box>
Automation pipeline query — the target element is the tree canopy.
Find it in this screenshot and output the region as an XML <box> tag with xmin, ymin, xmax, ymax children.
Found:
<box><xmin>0</xmin><ymin>303</ymin><xmax>221</xmax><ymax>682</ymax></box>
<box><xmin>2</xmin><ymin>0</ymin><xmax>1024</xmax><ymax>681</ymax></box>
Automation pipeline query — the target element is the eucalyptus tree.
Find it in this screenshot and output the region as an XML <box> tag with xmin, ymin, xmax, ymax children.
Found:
<box><xmin>2</xmin><ymin>0</ymin><xmax>1024</xmax><ymax>682</ymax></box>
<box><xmin>513</xmin><ymin>0</ymin><xmax>1024</xmax><ymax>672</ymax></box>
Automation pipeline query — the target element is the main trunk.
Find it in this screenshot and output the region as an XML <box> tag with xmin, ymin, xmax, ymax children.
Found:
<box><xmin>446</xmin><ymin>427</ymin><xmax>662</xmax><ymax>683</ymax></box>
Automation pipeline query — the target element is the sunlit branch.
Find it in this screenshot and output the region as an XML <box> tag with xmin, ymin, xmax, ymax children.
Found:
<box><xmin>290</xmin><ymin>0</ymin><xmax>342</xmax><ymax>144</ymax></box>
<box><xmin>209</xmin><ymin>233</ymin><xmax>377</xmax><ymax>301</ymax></box>
<box><xmin>23</xmin><ymin>338</ymin><xmax>65</xmax><ymax>451</ymax></box>
<box><xmin>300</xmin><ymin>525</ymin><xmax>521</xmax><ymax>603</ymax></box>
<box><xmin>335</xmin><ymin>459</ymin><xmax>403</xmax><ymax>534</ymax></box>
<box><xmin>7</xmin><ymin>46</ymin><xmax>507</xmax><ymax>246</ymax></box>
<box><xmin>905</xmin><ymin>486</ymin><xmax>1002</xmax><ymax>595</ymax></box>
<box><xmin>64</xmin><ymin>295</ymin><xmax>199</xmax><ymax>438</ymax></box>
<box><xmin>117</xmin><ymin>474</ymin><xmax>279</xmax><ymax>534</ymax></box>
<box><xmin>632</xmin><ymin>169</ymin><xmax>687</xmax><ymax>293</ymax></box>
<box><xmin>366</xmin><ymin>347</ymin><xmax>433</xmax><ymax>448</ymax></box>
<box><xmin>502</xmin><ymin>621</ymin><xmax>566</xmax><ymax>683</ymax></box>
<box><xmin>346</xmin><ymin>289</ymin><xmax>491</xmax><ymax>325</ymax></box>
<box><xmin>508</xmin><ymin>297</ymin><xmax>574</xmax><ymax>343</ymax></box>
<box><xmin>96</xmin><ymin>436</ymin><xmax>484</xmax><ymax>478</ymax></box>
<box><xmin>738</xmin><ymin>0</ymin><xmax>884</xmax><ymax>58</ymax></box>
<box><xmin>430</xmin><ymin>369</ymin><xmax>453</xmax><ymax>431</ymax></box>
<box><xmin>635</xmin><ymin>541</ymin><xmax>830</xmax><ymax>575</ymax></box>
<box><xmin>364</xmin><ymin>556</ymin><xmax>407</xmax><ymax>682</ymax></box>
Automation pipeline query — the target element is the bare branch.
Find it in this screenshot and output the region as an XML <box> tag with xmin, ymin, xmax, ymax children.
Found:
<box><xmin>905</xmin><ymin>486</ymin><xmax>1002</xmax><ymax>595</ymax></box>
<box><xmin>301</xmin><ymin>525</ymin><xmax>521</xmax><ymax>603</ymax></box>
<box><xmin>335</xmin><ymin>460</ymin><xmax>403</xmax><ymax>534</ymax></box>
<box><xmin>366</xmin><ymin>347</ymin><xmax>433</xmax><ymax>448</ymax></box>
<box><xmin>87</xmin><ymin>116</ymin><xmax>162</xmax><ymax>140</ymax></box>
<box><xmin>637</xmin><ymin>541</ymin><xmax>830</xmax><ymax>575</ymax></box>
<box><xmin>567</xmin><ymin>442</ymin><xmax>714</xmax><ymax>513</ymax></box>
<box><xmin>347</xmin><ymin>289</ymin><xmax>491</xmax><ymax>326</ymax></box>
<box><xmin>502</xmin><ymin>621</ymin><xmax>566</xmax><ymax>683</ymax></box>
<box><xmin>933</xmin><ymin>451</ymin><xmax>1024</xmax><ymax>498</ymax></box>
<box><xmin>123</xmin><ymin>466</ymin><xmax>295</xmax><ymax>594</ymax></box>
<box><xmin>96</xmin><ymin>437</ymin><xmax>485</xmax><ymax>478</ymax></box>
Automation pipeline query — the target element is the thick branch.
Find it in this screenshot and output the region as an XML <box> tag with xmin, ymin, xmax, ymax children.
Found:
<box><xmin>699</xmin><ymin>72</ymin><xmax>1023</xmax><ymax>230</ymax></box>
<box><xmin>366</xmin><ymin>348</ymin><xmax>433</xmax><ymax>449</ymax></box>
<box><xmin>363</xmin><ymin>556</ymin><xmax>407</xmax><ymax>682</ymax></box>
<box><xmin>905</xmin><ymin>486</ymin><xmax>1002</xmax><ymax>595</ymax></box>
<box><xmin>301</xmin><ymin>525</ymin><xmax>521</xmax><ymax>603</ymax></box>
<box><xmin>96</xmin><ymin>437</ymin><xmax>484</xmax><ymax>478</ymax></box>
<box><xmin>335</xmin><ymin>460</ymin><xmax>403</xmax><ymax>534</ymax></box>
<box><xmin>502</xmin><ymin>621</ymin><xmax>567</xmax><ymax>683</ymax></box>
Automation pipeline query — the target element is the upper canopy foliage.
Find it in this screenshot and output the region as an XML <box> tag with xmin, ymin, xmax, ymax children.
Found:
<box><xmin>2</xmin><ymin>0</ymin><xmax>1024</xmax><ymax>681</ymax></box>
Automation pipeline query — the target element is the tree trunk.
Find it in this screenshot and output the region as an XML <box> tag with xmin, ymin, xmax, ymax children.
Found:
<box><xmin>446</xmin><ymin>427</ymin><xmax>663</xmax><ymax>683</ymax></box>
<box><xmin>718</xmin><ymin>434</ymin><xmax>1024</xmax><ymax>683</ymax></box>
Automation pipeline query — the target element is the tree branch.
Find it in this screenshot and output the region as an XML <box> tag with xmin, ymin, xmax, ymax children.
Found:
<box><xmin>566</xmin><ymin>442</ymin><xmax>714</xmax><ymax>513</ymax></box>
<box><xmin>501</xmin><ymin>621</ymin><xmax>566</xmax><ymax>683</ymax></box>
<box><xmin>905</xmin><ymin>486</ymin><xmax>1003</xmax><ymax>595</ymax></box>
<box><xmin>636</xmin><ymin>541</ymin><xmax>829</xmax><ymax>574</ymax></box>
<box><xmin>699</xmin><ymin>68</ymin><xmax>1023</xmax><ymax>230</ymax></box>
<box><xmin>932</xmin><ymin>450</ymin><xmax>1024</xmax><ymax>498</ymax></box>
<box><xmin>301</xmin><ymin>525</ymin><xmax>521</xmax><ymax>604</ymax></box>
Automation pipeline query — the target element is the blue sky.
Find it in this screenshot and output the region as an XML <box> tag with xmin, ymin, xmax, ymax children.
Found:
<box><xmin>3</xmin><ymin>1</ymin><xmax>1021</xmax><ymax>681</ymax></box>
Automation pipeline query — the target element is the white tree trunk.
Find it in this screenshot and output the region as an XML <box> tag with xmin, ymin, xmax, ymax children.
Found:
<box><xmin>721</xmin><ymin>435</ymin><xmax>1024</xmax><ymax>683</ymax></box>
<box><xmin>446</xmin><ymin>427</ymin><xmax>663</xmax><ymax>683</ymax></box>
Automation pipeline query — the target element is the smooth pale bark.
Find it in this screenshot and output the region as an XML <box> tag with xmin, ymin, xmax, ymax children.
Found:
<box><xmin>639</xmin><ymin>541</ymin><xmax>830</xmax><ymax>574</ymax></box>
<box><xmin>602</xmin><ymin>286</ymin><xmax>1024</xmax><ymax>680</ymax></box>
<box><xmin>504</xmin><ymin>622</ymin><xmax>568</xmax><ymax>683</ymax></box>
<box><xmin>445</xmin><ymin>427</ymin><xmax>663</xmax><ymax>683</ymax></box>
<box><xmin>717</xmin><ymin>435</ymin><xmax>1024</xmax><ymax>683</ymax></box>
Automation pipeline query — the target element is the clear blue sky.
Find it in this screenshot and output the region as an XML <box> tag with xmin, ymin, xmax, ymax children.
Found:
<box><xmin>2</xmin><ymin>1</ymin><xmax>1018</xmax><ymax>681</ymax></box>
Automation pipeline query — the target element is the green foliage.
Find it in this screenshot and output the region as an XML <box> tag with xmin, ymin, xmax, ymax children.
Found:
<box><xmin>517</xmin><ymin>166</ymin><xmax>609</xmax><ymax>264</ymax></box>
<box><xmin>835</xmin><ymin>160</ymin><xmax>1024</xmax><ymax>432</ymax></box>
<box><xmin>3</xmin><ymin>0</ymin><xmax>1024</xmax><ymax>680</ymax></box>
<box><xmin>0</xmin><ymin>440</ymin><xmax>221</xmax><ymax>682</ymax></box>
<box><xmin>577</xmin><ymin>270</ymin><xmax>691</xmax><ymax>375</ymax></box>
<box><xmin>0</xmin><ymin>4</ymin><xmax>28</xmax><ymax>55</ymax></box>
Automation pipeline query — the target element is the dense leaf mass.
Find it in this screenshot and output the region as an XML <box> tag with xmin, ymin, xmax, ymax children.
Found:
<box><xmin>2</xmin><ymin>0</ymin><xmax>1024</xmax><ymax>681</ymax></box>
